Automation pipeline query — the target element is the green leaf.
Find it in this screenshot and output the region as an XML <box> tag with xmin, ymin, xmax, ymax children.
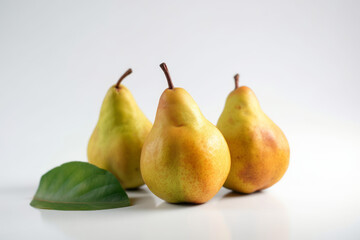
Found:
<box><xmin>30</xmin><ymin>161</ymin><xmax>130</xmax><ymax>210</ymax></box>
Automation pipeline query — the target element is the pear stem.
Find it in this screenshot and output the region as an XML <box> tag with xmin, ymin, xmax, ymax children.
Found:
<box><xmin>234</xmin><ymin>73</ymin><xmax>240</xmax><ymax>90</ymax></box>
<box><xmin>115</xmin><ymin>68</ymin><xmax>132</xmax><ymax>88</ymax></box>
<box><xmin>160</xmin><ymin>63</ymin><xmax>174</xmax><ymax>89</ymax></box>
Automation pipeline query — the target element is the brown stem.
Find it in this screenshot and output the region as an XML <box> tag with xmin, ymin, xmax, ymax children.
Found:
<box><xmin>115</xmin><ymin>68</ymin><xmax>132</xmax><ymax>88</ymax></box>
<box><xmin>160</xmin><ymin>62</ymin><xmax>174</xmax><ymax>89</ymax></box>
<box><xmin>234</xmin><ymin>73</ymin><xmax>240</xmax><ymax>90</ymax></box>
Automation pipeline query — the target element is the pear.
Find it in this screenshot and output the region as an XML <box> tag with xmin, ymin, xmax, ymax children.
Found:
<box><xmin>217</xmin><ymin>74</ymin><xmax>290</xmax><ymax>194</ymax></box>
<box><xmin>88</xmin><ymin>69</ymin><xmax>152</xmax><ymax>189</ymax></box>
<box><xmin>140</xmin><ymin>63</ymin><xmax>231</xmax><ymax>204</ymax></box>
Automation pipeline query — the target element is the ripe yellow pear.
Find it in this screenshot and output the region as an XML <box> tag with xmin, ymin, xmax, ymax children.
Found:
<box><xmin>88</xmin><ymin>69</ymin><xmax>152</xmax><ymax>189</ymax></box>
<box><xmin>217</xmin><ymin>74</ymin><xmax>290</xmax><ymax>193</ymax></box>
<box><xmin>140</xmin><ymin>63</ymin><xmax>231</xmax><ymax>203</ymax></box>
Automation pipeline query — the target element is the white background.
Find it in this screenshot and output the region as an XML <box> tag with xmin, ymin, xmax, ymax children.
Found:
<box><xmin>1</xmin><ymin>0</ymin><xmax>359</xmax><ymax>239</ymax></box>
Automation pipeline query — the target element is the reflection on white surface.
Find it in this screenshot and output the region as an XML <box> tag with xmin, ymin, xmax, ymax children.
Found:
<box><xmin>219</xmin><ymin>191</ymin><xmax>289</xmax><ymax>240</ymax></box>
<box><xmin>39</xmin><ymin>187</ymin><xmax>232</xmax><ymax>240</ymax></box>
<box><xmin>0</xmin><ymin>185</ymin><xmax>292</xmax><ymax>240</ymax></box>
<box><xmin>1</xmin><ymin>180</ymin><xmax>360</xmax><ymax>239</ymax></box>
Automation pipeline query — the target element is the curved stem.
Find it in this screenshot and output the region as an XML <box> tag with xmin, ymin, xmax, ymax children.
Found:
<box><xmin>234</xmin><ymin>73</ymin><xmax>240</xmax><ymax>90</ymax></box>
<box><xmin>160</xmin><ymin>63</ymin><xmax>174</xmax><ymax>89</ymax></box>
<box><xmin>115</xmin><ymin>68</ymin><xmax>132</xmax><ymax>88</ymax></box>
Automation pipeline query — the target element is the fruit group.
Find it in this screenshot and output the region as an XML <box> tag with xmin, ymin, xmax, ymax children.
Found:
<box><xmin>217</xmin><ymin>74</ymin><xmax>290</xmax><ymax>193</ymax></box>
<box><xmin>88</xmin><ymin>69</ymin><xmax>152</xmax><ymax>189</ymax></box>
<box><xmin>140</xmin><ymin>63</ymin><xmax>231</xmax><ymax>203</ymax></box>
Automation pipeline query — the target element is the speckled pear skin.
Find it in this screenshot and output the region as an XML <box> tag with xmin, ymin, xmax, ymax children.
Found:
<box><xmin>88</xmin><ymin>84</ymin><xmax>152</xmax><ymax>189</ymax></box>
<box><xmin>140</xmin><ymin>88</ymin><xmax>231</xmax><ymax>203</ymax></box>
<box><xmin>217</xmin><ymin>85</ymin><xmax>289</xmax><ymax>193</ymax></box>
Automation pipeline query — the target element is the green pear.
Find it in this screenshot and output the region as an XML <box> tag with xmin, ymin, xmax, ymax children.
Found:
<box><xmin>217</xmin><ymin>74</ymin><xmax>290</xmax><ymax>193</ymax></box>
<box><xmin>88</xmin><ymin>69</ymin><xmax>152</xmax><ymax>189</ymax></box>
<box><xmin>140</xmin><ymin>63</ymin><xmax>231</xmax><ymax>203</ymax></box>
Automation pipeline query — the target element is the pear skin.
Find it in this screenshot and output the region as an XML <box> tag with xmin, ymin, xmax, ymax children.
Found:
<box><xmin>88</xmin><ymin>69</ymin><xmax>152</xmax><ymax>189</ymax></box>
<box><xmin>140</xmin><ymin>63</ymin><xmax>231</xmax><ymax>204</ymax></box>
<box><xmin>217</xmin><ymin>74</ymin><xmax>289</xmax><ymax>193</ymax></box>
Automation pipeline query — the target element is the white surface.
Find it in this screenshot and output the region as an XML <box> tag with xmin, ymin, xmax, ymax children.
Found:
<box><xmin>1</xmin><ymin>0</ymin><xmax>360</xmax><ymax>239</ymax></box>
<box><xmin>1</xmin><ymin>183</ymin><xmax>360</xmax><ymax>240</ymax></box>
